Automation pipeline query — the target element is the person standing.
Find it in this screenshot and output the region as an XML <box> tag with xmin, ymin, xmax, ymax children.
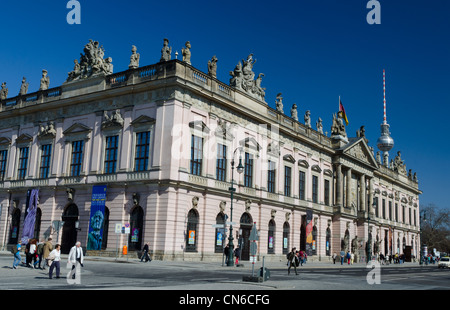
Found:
<box><xmin>340</xmin><ymin>250</ymin><xmax>345</xmax><ymax>265</ymax></box>
<box><xmin>12</xmin><ymin>243</ymin><xmax>22</xmax><ymax>269</ymax></box>
<box><xmin>332</xmin><ymin>253</ymin><xmax>337</xmax><ymax>264</ymax></box>
<box><xmin>287</xmin><ymin>247</ymin><xmax>299</xmax><ymax>275</ymax></box>
<box><xmin>224</xmin><ymin>244</ymin><xmax>230</xmax><ymax>265</ymax></box>
<box><xmin>48</xmin><ymin>244</ymin><xmax>61</xmax><ymax>279</ymax></box>
<box><xmin>42</xmin><ymin>238</ymin><xmax>53</xmax><ymax>270</ymax></box>
<box><xmin>36</xmin><ymin>240</ymin><xmax>45</xmax><ymax>269</ymax></box>
<box><xmin>234</xmin><ymin>245</ymin><xmax>241</xmax><ymax>265</ymax></box>
<box><xmin>68</xmin><ymin>241</ymin><xmax>84</xmax><ymax>280</ymax></box>
<box><xmin>141</xmin><ymin>242</ymin><xmax>151</xmax><ymax>262</ymax></box>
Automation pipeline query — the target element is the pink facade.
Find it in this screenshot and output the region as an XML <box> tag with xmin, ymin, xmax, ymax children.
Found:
<box><xmin>0</xmin><ymin>49</ymin><xmax>421</xmax><ymax>262</ymax></box>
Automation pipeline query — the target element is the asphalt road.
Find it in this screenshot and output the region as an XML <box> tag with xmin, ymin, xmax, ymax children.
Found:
<box><xmin>1</xmin><ymin>253</ymin><xmax>449</xmax><ymax>292</ymax></box>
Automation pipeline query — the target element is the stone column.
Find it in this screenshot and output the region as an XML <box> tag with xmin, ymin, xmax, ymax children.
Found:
<box><xmin>336</xmin><ymin>164</ymin><xmax>342</xmax><ymax>206</ymax></box>
<box><xmin>346</xmin><ymin>168</ymin><xmax>352</xmax><ymax>208</ymax></box>
<box><xmin>360</xmin><ymin>174</ymin><xmax>366</xmax><ymax>212</ymax></box>
<box><xmin>368</xmin><ymin>178</ymin><xmax>374</xmax><ymax>214</ymax></box>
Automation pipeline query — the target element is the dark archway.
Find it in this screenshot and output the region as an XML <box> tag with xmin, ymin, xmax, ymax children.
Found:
<box><xmin>8</xmin><ymin>208</ymin><xmax>21</xmax><ymax>245</ymax></box>
<box><xmin>61</xmin><ymin>203</ymin><xmax>79</xmax><ymax>254</ymax></box>
<box><xmin>300</xmin><ymin>215</ymin><xmax>306</xmax><ymax>251</ymax></box>
<box><xmin>101</xmin><ymin>207</ymin><xmax>110</xmax><ymax>250</ymax></box>
<box><xmin>129</xmin><ymin>206</ymin><xmax>144</xmax><ymax>251</ymax></box>
<box><xmin>283</xmin><ymin>222</ymin><xmax>290</xmax><ymax>255</ymax></box>
<box><xmin>185</xmin><ymin>208</ymin><xmax>199</xmax><ymax>252</ymax></box>
<box><xmin>33</xmin><ymin>208</ymin><xmax>42</xmax><ymax>240</ymax></box>
<box><xmin>214</xmin><ymin>212</ymin><xmax>225</xmax><ymax>253</ymax></box>
<box><xmin>267</xmin><ymin>219</ymin><xmax>275</xmax><ymax>254</ymax></box>
<box><xmin>239</xmin><ymin>212</ymin><xmax>253</xmax><ymax>261</ymax></box>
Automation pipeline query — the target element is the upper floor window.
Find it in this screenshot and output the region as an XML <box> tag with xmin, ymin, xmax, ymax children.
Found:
<box><xmin>39</xmin><ymin>144</ymin><xmax>52</xmax><ymax>179</ymax></box>
<box><xmin>267</xmin><ymin>160</ymin><xmax>276</xmax><ymax>193</ymax></box>
<box><xmin>244</xmin><ymin>152</ymin><xmax>253</xmax><ymax>187</ymax></box>
<box><xmin>70</xmin><ymin>140</ymin><xmax>84</xmax><ymax>177</ymax></box>
<box><xmin>312</xmin><ymin>175</ymin><xmax>318</xmax><ymax>203</ymax></box>
<box><xmin>0</xmin><ymin>150</ymin><xmax>7</xmax><ymax>181</ymax></box>
<box><xmin>190</xmin><ymin>135</ymin><xmax>203</xmax><ymax>176</ymax></box>
<box><xmin>216</xmin><ymin>143</ymin><xmax>227</xmax><ymax>181</ymax></box>
<box><xmin>284</xmin><ymin>166</ymin><xmax>292</xmax><ymax>197</ymax></box>
<box><xmin>104</xmin><ymin>135</ymin><xmax>119</xmax><ymax>174</ymax></box>
<box><xmin>17</xmin><ymin>147</ymin><xmax>29</xmax><ymax>180</ymax></box>
<box><xmin>299</xmin><ymin>171</ymin><xmax>306</xmax><ymax>200</ymax></box>
<box><xmin>324</xmin><ymin>179</ymin><xmax>330</xmax><ymax>206</ymax></box>
<box><xmin>135</xmin><ymin>131</ymin><xmax>150</xmax><ymax>172</ymax></box>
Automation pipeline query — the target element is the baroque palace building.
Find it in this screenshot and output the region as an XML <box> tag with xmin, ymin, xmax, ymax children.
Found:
<box><xmin>0</xmin><ymin>39</ymin><xmax>421</xmax><ymax>262</ymax></box>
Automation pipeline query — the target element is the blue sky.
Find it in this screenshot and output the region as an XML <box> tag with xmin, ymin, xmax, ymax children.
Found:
<box><xmin>0</xmin><ymin>0</ymin><xmax>449</xmax><ymax>209</ymax></box>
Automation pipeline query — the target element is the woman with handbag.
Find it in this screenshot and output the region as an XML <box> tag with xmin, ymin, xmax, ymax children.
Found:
<box><xmin>48</xmin><ymin>244</ymin><xmax>61</xmax><ymax>279</ymax></box>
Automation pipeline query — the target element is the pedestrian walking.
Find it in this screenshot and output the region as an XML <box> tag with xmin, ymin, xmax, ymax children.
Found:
<box><xmin>29</xmin><ymin>239</ymin><xmax>38</xmax><ymax>268</ymax></box>
<box><xmin>36</xmin><ymin>240</ymin><xmax>45</xmax><ymax>269</ymax></box>
<box><xmin>12</xmin><ymin>243</ymin><xmax>22</xmax><ymax>269</ymax></box>
<box><xmin>346</xmin><ymin>251</ymin><xmax>351</xmax><ymax>265</ymax></box>
<box><xmin>140</xmin><ymin>242</ymin><xmax>151</xmax><ymax>262</ymax></box>
<box><xmin>332</xmin><ymin>253</ymin><xmax>337</xmax><ymax>264</ymax></box>
<box><xmin>340</xmin><ymin>250</ymin><xmax>345</xmax><ymax>265</ymax></box>
<box><xmin>68</xmin><ymin>241</ymin><xmax>84</xmax><ymax>280</ymax></box>
<box><xmin>48</xmin><ymin>244</ymin><xmax>61</xmax><ymax>279</ymax></box>
<box><xmin>224</xmin><ymin>244</ymin><xmax>230</xmax><ymax>265</ymax></box>
<box><xmin>42</xmin><ymin>238</ymin><xmax>53</xmax><ymax>270</ymax></box>
<box><xmin>287</xmin><ymin>247</ymin><xmax>299</xmax><ymax>275</ymax></box>
<box><xmin>234</xmin><ymin>245</ymin><xmax>240</xmax><ymax>265</ymax></box>
<box><xmin>350</xmin><ymin>252</ymin><xmax>354</xmax><ymax>265</ymax></box>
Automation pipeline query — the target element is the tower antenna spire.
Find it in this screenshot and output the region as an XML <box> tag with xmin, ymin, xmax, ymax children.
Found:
<box><xmin>383</xmin><ymin>69</ymin><xmax>387</xmax><ymax>124</ymax></box>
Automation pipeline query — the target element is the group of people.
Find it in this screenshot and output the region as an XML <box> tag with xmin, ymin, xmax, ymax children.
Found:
<box><xmin>333</xmin><ymin>251</ymin><xmax>356</xmax><ymax>265</ymax></box>
<box><xmin>11</xmin><ymin>238</ymin><xmax>85</xmax><ymax>280</ymax></box>
<box><xmin>286</xmin><ymin>248</ymin><xmax>308</xmax><ymax>275</ymax></box>
<box><xmin>223</xmin><ymin>244</ymin><xmax>241</xmax><ymax>265</ymax></box>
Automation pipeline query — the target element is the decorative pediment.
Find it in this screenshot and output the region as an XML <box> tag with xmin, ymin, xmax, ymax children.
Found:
<box><xmin>298</xmin><ymin>159</ymin><xmax>309</xmax><ymax>168</ymax></box>
<box><xmin>283</xmin><ymin>154</ymin><xmax>296</xmax><ymax>164</ymax></box>
<box><xmin>342</xmin><ymin>138</ymin><xmax>378</xmax><ymax>168</ymax></box>
<box><xmin>267</xmin><ymin>142</ymin><xmax>280</xmax><ymax>157</ymax></box>
<box><xmin>240</xmin><ymin>137</ymin><xmax>261</xmax><ymax>152</ymax></box>
<box><xmin>311</xmin><ymin>164</ymin><xmax>322</xmax><ymax>173</ymax></box>
<box><xmin>63</xmin><ymin>123</ymin><xmax>92</xmax><ymax>136</ymax></box>
<box><xmin>0</xmin><ymin>137</ymin><xmax>11</xmax><ymax>146</ymax></box>
<box><xmin>16</xmin><ymin>133</ymin><xmax>33</xmax><ymax>145</ymax></box>
<box><xmin>38</xmin><ymin>122</ymin><xmax>57</xmax><ymax>140</ymax></box>
<box><xmin>130</xmin><ymin>115</ymin><xmax>156</xmax><ymax>131</ymax></box>
<box><xmin>189</xmin><ymin>120</ymin><xmax>210</xmax><ymax>134</ymax></box>
<box><xmin>324</xmin><ymin>169</ymin><xmax>333</xmax><ymax>177</ymax></box>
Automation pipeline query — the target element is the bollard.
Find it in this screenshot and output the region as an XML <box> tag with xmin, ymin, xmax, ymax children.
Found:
<box><xmin>122</xmin><ymin>245</ymin><xmax>127</xmax><ymax>255</ymax></box>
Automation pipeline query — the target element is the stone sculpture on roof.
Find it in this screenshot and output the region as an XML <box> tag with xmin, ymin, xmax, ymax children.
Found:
<box><xmin>129</xmin><ymin>45</ymin><xmax>140</xmax><ymax>69</ymax></box>
<box><xmin>0</xmin><ymin>82</ymin><xmax>8</xmax><ymax>100</ymax></box>
<box><xmin>229</xmin><ymin>53</ymin><xmax>265</xmax><ymax>101</ymax></box>
<box><xmin>66</xmin><ymin>40</ymin><xmax>113</xmax><ymax>82</ymax></box>
<box><xmin>40</xmin><ymin>70</ymin><xmax>50</xmax><ymax>90</ymax></box>
<box><xmin>275</xmin><ymin>93</ymin><xmax>283</xmax><ymax>113</ymax></box>
<box><xmin>160</xmin><ymin>38</ymin><xmax>172</xmax><ymax>62</ymax></box>
<box><xmin>393</xmin><ymin>151</ymin><xmax>407</xmax><ymax>176</ymax></box>
<box><xmin>291</xmin><ymin>104</ymin><xmax>298</xmax><ymax>121</ymax></box>
<box><xmin>19</xmin><ymin>77</ymin><xmax>29</xmax><ymax>96</ymax></box>
<box><xmin>208</xmin><ymin>55</ymin><xmax>218</xmax><ymax>78</ymax></box>
<box><xmin>182</xmin><ymin>41</ymin><xmax>191</xmax><ymax>65</ymax></box>
<box><xmin>331</xmin><ymin>111</ymin><xmax>347</xmax><ymax>138</ymax></box>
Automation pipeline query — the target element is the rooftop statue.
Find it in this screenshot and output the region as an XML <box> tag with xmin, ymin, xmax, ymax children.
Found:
<box><xmin>40</xmin><ymin>70</ymin><xmax>50</xmax><ymax>90</ymax></box>
<box><xmin>331</xmin><ymin>111</ymin><xmax>347</xmax><ymax>138</ymax></box>
<box><xmin>393</xmin><ymin>151</ymin><xmax>407</xmax><ymax>175</ymax></box>
<box><xmin>304</xmin><ymin>110</ymin><xmax>311</xmax><ymax>128</ymax></box>
<box><xmin>66</xmin><ymin>40</ymin><xmax>114</xmax><ymax>82</ymax></box>
<box><xmin>291</xmin><ymin>103</ymin><xmax>298</xmax><ymax>121</ymax></box>
<box><xmin>275</xmin><ymin>93</ymin><xmax>283</xmax><ymax>113</ymax></box>
<box><xmin>208</xmin><ymin>55</ymin><xmax>218</xmax><ymax>78</ymax></box>
<box><xmin>316</xmin><ymin>117</ymin><xmax>323</xmax><ymax>134</ymax></box>
<box><xmin>0</xmin><ymin>82</ymin><xmax>8</xmax><ymax>100</ymax></box>
<box><xmin>129</xmin><ymin>45</ymin><xmax>140</xmax><ymax>69</ymax></box>
<box><xmin>229</xmin><ymin>54</ymin><xmax>265</xmax><ymax>101</ymax></box>
<box><xmin>19</xmin><ymin>77</ymin><xmax>29</xmax><ymax>96</ymax></box>
<box><xmin>182</xmin><ymin>41</ymin><xmax>191</xmax><ymax>65</ymax></box>
<box><xmin>160</xmin><ymin>38</ymin><xmax>172</xmax><ymax>62</ymax></box>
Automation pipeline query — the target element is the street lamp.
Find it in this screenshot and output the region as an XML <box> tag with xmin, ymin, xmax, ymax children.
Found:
<box><xmin>367</xmin><ymin>205</ymin><xmax>374</xmax><ymax>263</ymax></box>
<box><xmin>419</xmin><ymin>210</ymin><xmax>427</xmax><ymax>265</ymax></box>
<box><xmin>227</xmin><ymin>147</ymin><xmax>244</xmax><ymax>267</ymax></box>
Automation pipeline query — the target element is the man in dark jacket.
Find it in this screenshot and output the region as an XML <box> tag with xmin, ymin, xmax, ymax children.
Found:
<box><xmin>141</xmin><ymin>242</ymin><xmax>151</xmax><ymax>262</ymax></box>
<box><xmin>287</xmin><ymin>247</ymin><xmax>299</xmax><ymax>275</ymax></box>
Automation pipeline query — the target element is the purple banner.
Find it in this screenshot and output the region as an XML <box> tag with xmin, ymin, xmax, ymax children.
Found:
<box><xmin>21</xmin><ymin>189</ymin><xmax>39</xmax><ymax>245</ymax></box>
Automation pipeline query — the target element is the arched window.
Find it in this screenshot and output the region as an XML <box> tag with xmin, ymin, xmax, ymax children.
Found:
<box><xmin>215</xmin><ymin>212</ymin><xmax>225</xmax><ymax>253</ymax></box>
<box><xmin>61</xmin><ymin>203</ymin><xmax>79</xmax><ymax>254</ymax></box>
<box><xmin>268</xmin><ymin>219</ymin><xmax>275</xmax><ymax>254</ymax></box>
<box><xmin>239</xmin><ymin>212</ymin><xmax>253</xmax><ymax>261</ymax></box>
<box><xmin>186</xmin><ymin>209</ymin><xmax>199</xmax><ymax>252</ymax></box>
<box><xmin>283</xmin><ymin>222</ymin><xmax>290</xmax><ymax>255</ymax></box>
<box><xmin>129</xmin><ymin>206</ymin><xmax>144</xmax><ymax>251</ymax></box>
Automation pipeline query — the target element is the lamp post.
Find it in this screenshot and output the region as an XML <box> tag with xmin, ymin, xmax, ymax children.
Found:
<box><xmin>367</xmin><ymin>207</ymin><xmax>373</xmax><ymax>263</ymax></box>
<box><xmin>419</xmin><ymin>210</ymin><xmax>427</xmax><ymax>265</ymax></box>
<box><xmin>227</xmin><ymin>148</ymin><xmax>244</xmax><ymax>267</ymax></box>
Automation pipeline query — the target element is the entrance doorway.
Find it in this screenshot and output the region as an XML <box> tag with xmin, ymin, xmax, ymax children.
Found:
<box><xmin>61</xmin><ymin>203</ymin><xmax>79</xmax><ymax>254</ymax></box>
<box><xmin>239</xmin><ymin>212</ymin><xmax>253</xmax><ymax>261</ymax></box>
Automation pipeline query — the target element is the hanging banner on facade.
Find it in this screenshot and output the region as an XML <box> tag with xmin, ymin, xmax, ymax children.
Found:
<box><xmin>87</xmin><ymin>185</ymin><xmax>107</xmax><ymax>250</ymax></box>
<box><xmin>305</xmin><ymin>210</ymin><xmax>313</xmax><ymax>256</ymax></box>
<box><xmin>21</xmin><ymin>189</ymin><xmax>39</xmax><ymax>245</ymax></box>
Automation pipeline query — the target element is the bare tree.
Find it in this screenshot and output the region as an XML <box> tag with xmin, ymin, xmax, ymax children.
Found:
<box><xmin>420</xmin><ymin>204</ymin><xmax>450</xmax><ymax>254</ymax></box>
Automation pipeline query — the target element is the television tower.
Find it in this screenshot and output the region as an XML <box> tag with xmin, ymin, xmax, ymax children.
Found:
<box><xmin>376</xmin><ymin>69</ymin><xmax>394</xmax><ymax>166</ymax></box>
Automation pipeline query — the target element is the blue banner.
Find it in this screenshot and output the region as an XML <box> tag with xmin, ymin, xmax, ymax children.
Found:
<box><xmin>21</xmin><ymin>189</ymin><xmax>39</xmax><ymax>245</ymax></box>
<box><xmin>87</xmin><ymin>185</ymin><xmax>107</xmax><ymax>250</ymax></box>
